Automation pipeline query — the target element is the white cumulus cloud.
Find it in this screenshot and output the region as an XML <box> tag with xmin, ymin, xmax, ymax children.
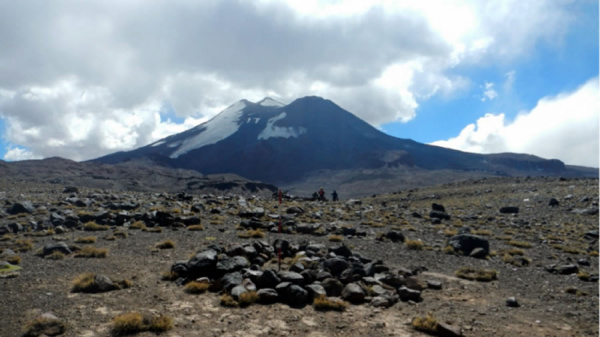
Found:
<box><xmin>431</xmin><ymin>78</ymin><xmax>600</xmax><ymax>167</ymax></box>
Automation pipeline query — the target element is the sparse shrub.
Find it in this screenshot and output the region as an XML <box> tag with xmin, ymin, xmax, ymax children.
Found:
<box><xmin>0</xmin><ymin>233</ymin><xmax>14</xmax><ymax>241</ymax></box>
<box><xmin>577</xmin><ymin>271</ymin><xmax>591</xmax><ymax>282</ymax></box>
<box><xmin>83</xmin><ymin>222</ymin><xmax>109</xmax><ymax>231</ymax></box>
<box><xmin>187</xmin><ymin>224</ymin><xmax>205</xmax><ymax>231</ymax></box>
<box><xmin>472</xmin><ymin>229</ymin><xmax>492</xmax><ymax>236</ymax></box>
<box><xmin>155</xmin><ymin>240</ymin><xmax>175</xmax><ymax>249</ymax></box>
<box><xmin>455</xmin><ymin>267</ymin><xmax>498</xmax><ymax>282</ymax></box>
<box><xmin>405</xmin><ymin>239</ymin><xmax>424</xmax><ymax>250</ymax></box>
<box><xmin>111</xmin><ymin>312</ymin><xmax>173</xmax><ymax>336</ymax></box>
<box><xmin>22</xmin><ymin>315</ymin><xmax>67</xmax><ymax>337</ymax></box>
<box><xmin>161</xmin><ymin>270</ymin><xmax>179</xmax><ymax>281</ymax></box>
<box><xmin>74</xmin><ymin>246</ymin><xmax>108</xmax><ymax>258</ymax></box>
<box><xmin>506</xmin><ymin>248</ymin><xmax>524</xmax><ymax>256</ymax></box>
<box><xmin>104</xmin><ymin>236</ymin><xmax>117</xmax><ymax>241</ymax></box>
<box><xmin>502</xmin><ymin>253</ymin><xmax>531</xmax><ymax>267</ymax></box>
<box><xmin>45</xmin><ymin>251</ymin><xmax>66</xmax><ymax>260</ymax></box>
<box><xmin>220</xmin><ymin>294</ymin><xmax>239</xmax><ymax>307</ymax></box>
<box><xmin>205</xmin><ymin>237</ymin><xmax>216</xmax><ymax>241</ymax></box>
<box><xmin>71</xmin><ymin>273</ymin><xmax>129</xmax><ymax>293</ymax></box>
<box><xmin>3</xmin><ymin>254</ymin><xmax>21</xmax><ymax>265</ymax></box>
<box><xmin>74</xmin><ymin>236</ymin><xmax>97</xmax><ymax>244</ymax></box>
<box><xmin>412</xmin><ymin>313</ymin><xmax>438</xmax><ymax>333</ymax></box>
<box><xmin>184</xmin><ymin>281</ymin><xmax>210</xmax><ymax>294</ymax></box>
<box><xmin>71</xmin><ymin>273</ymin><xmax>96</xmax><ymax>292</ymax></box>
<box><xmin>129</xmin><ymin>221</ymin><xmax>146</xmax><ymax>230</ymax></box>
<box><xmin>551</xmin><ymin>244</ymin><xmax>585</xmax><ymax>255</ymax></box>
<box><xmin>238</xmin><ymin>291</ymin><xmax>259</xmax><ymax>307</ymax></box>
<box><xmin>113</xmin><ymin>230</ymin><xmax>128</xmax><ymax>238</ymax></box>
<box><xmin>313</xmin><ymin>294</ymin><xmax>348</xmax><ymax>311</ymax></box>
<box><xmin>565</xmin><ymin>287</ymin><xmax>587</xmax><ymax>296</ymax></box>
<box><xmin>25</xmin><ymin>229</ymin><xmax>55</xmax><ymax>237</ymax></box>
<box><xmin>443</xmin><ymin>245</ymin><xmax>455</xmax><ymax>254</ymax></box>
<box><xmin>143</xmin><ymin>227</ymin><xmax>163</xmax><ymax>233</ymax></box>
<box><xmin>328</xmin><ymin>235</ymin><xmax>344</xmax><ymax>242</ymax></box>
<box><xmin>443</xmin><ymin>228</ymin><xmax>458</xmax><ymax>237</ymax></box>
<box><xmin>237</xmin><ymin>229</ymin><xmax>265</xmax><ymax>239</ymax></box>
<box><xmin>14</xmin><ymin>239</ymin><xmax>33</xmax><ymax>252</ymax></box>
<box><xmin>508</xmin><ymin>240</ymin><xmax>532</xmax><ymax>248</ymax></box>
<box><xmin>590</xmin><ymin>251</ymin><xmax>599</xmax><ymax>257</ymax></box>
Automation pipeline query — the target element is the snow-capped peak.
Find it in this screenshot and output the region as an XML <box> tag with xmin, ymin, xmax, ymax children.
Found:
<box><xmin>257</xmin><ymin>97</ymin><xmax>284</xmax><ymax>107</ymax></box>
<box><xmin>169</xmin><ymin>100</ymin><xmax>248</xmax><ymax>158</ymax></box>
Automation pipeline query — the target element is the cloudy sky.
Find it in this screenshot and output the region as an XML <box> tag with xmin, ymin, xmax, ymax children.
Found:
<box><xmin>0</xmin><ymin>0</ymin><xmax>598</xmax><ymax>167</ymax></box>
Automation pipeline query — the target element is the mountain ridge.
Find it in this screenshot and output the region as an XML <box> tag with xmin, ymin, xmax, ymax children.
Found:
<box><xmin>93</xmin><ymin>95</ymin><xmax>597</xmax><ymax>192</ymax></box>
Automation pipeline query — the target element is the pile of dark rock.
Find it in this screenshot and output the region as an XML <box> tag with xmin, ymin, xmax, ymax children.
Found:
<box><xmin>169</xmin><ymin>240</ymin><xmax>441</xmax><ymax>308</ymax></box>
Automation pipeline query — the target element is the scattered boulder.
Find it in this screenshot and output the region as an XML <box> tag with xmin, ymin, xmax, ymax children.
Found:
<box><xmin>448</xmin><ymin>234</ymin><xmax>490</xmax><ymax>257</ymax></box>
<box><xmin>499</xmin><ymin>206</ymin><xmax>519</xmax><ymax>214</ymax></box>
<box><xmin>7</xmin><ymin>201</ymin><xmax>35</xmax><ymax>215</ymax></box>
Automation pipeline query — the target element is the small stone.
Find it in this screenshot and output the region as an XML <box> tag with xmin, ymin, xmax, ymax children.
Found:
<box><xmin>506</xmin><ymin>297</ymin><xmax>520</xmax><ymax>307</ymax></box>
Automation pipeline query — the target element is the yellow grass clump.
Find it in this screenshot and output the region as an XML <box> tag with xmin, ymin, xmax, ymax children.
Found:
<box><xmin>187</xmin><ymin>224</ymin><xmax>205</xmax><ymax>231</ymax></box>
<box><xmin>83</xmin><ymin>222</ymin><xmax>109</xmax><ymax>231</ymax></box>
<box><xmin>74</xmin><ymin>246</ymin><xmax>108</xmax><ymax>258</ymax></box>
<box><xmin>328</xmin><ymin>235</ymin><xmax>344</xmax><ymax>242</ymax></box>
<box><xmin>111</xmin><ymin>312</ymin><xmax>173</xmax><ymax>336</ymax></box>
<box><xmin>412</xmin><ymin>313</ymin><xmax>438</xmax><ymax>333</ymax></box>
<box><xmin>22</xmin><ymin>316</ymin><xmax>67</xmax><ymax>337</ymax></box>
<box><xmin>313</xmin><ymin>294</ymin><xmax>348</xmax><ymax>311</ymax></box>
<box><xmin>405</xmin><ymin>239</ymin><xmax>424</xmax><ymax>250</ymax></box>
<box><xmin>455</xmin><ymin>267</ymin><xmax>498</xmax><ymax>282</ymax></box>
<box><xmin>237</xmin><ymin>229</ymin><xmax>265</xmax><ymax>239</ymax></box>
<box><xmin>74</xmin><ymin>236</ymin><xmax>97</xmax><ymax>244</ymax></box>
<box><xmin>155</xmin><ymin>240</ymin><xmax>175</xmax><ymax>249</ymax></box>
<box><xmin>184</xmin><ymin>281</ymin><xmax>210</xmax><ymax>294</ymax></box>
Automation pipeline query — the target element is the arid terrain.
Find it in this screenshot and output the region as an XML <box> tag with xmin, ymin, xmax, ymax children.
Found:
<box><xmin>1</xmin><ymin>176</ymin><xmax>598</xmax><ymax>337</ymax></box>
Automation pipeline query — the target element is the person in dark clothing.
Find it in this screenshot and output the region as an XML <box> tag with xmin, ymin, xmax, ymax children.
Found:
<box><xmin>312</xmin><ymin>191</ymin><xmax>319</xmax><ymax>200</ymax></box>
<box><xmin>331</xmin><ymin>190</ymin><xmax>338</xmax><ymax>201</ymax></box>
<box><xmin>318</xmin><ymin>188</ymin><xmax>325</xmax><ymax>201</ymax></box>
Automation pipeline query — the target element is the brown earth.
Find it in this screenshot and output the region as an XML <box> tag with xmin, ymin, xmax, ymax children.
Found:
<box><xmin>0</xmin><ymin>176</ymin><xmax>598</xmax><ymax>337</ymax></box>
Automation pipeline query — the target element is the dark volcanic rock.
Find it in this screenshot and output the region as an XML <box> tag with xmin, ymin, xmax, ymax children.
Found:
<box><xmin>499</xmin><ymin>206</ymin><xmax>519</xmax><ymax>214</ymax></box>
<box><xmin>7</xmin><ymin>201</ymin><xmax>35</xmax><ymax>215</ymax></box>
<box><xmin>448</xmin><ymin>234</ymin><xmax>490</xmax><ymax>257</ymax></box>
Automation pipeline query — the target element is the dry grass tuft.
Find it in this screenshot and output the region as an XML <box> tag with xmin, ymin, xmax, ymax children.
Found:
<box><xmin>220</xmin><ymin>294</ymin><xmax>239</xmax><ymax>307</ymax></box>
<box><xmin>238</xmin><ymin>291</ymin><xmax>260</xmax><ymax>307</ymax></box>
<box><xmin>455</xmin><ymin>267</ymin><xmax>498</xmax><ymax>282</ymax></box>
<box><xmin>129</xmin><ymin>221</ymin><xmax>146</xmax><ymax>230</ymax></box>
<box><xmin>155</xmin><ymin>240</ymin><xmax>175</xmax><ymax>249</ymax></box>
<box><xmin>412</xmin><ymin>313</ymin><xmax>438</xmax><ymax>333</ymax></box>
<box><xmin>405</xmin><ymin>239</ymin><xmax>424</xmax><ymax>250</ymax></box>
<box><xmin>22</xmin><ymin>316</ymin><xmax>67</xmax><ymax>337</ymax></box>
<box><xmin>143</xmin><ymin>226</ymin><xmax>163</xmax><ymax>233</ymax></box>
<box><xmin>74</xmin><ymin>236</ymin><xmax>97</xmax><ymax>244</ymax></box>
<box><xmin>328</xmin><ymin>235</ymin><xmax>344</xmax><ymax>242</ymax></box>
<box><xmin>83</xmin><ymin>222</ymin><xmax>109</xmax><ymax>231</ymax></box>
<box><xmin>187</xmin><ymin>224</ymin><xmax>205</xmax><ymax>231</ymax></box>
<box><xmin>161</xmin><ymin>270</ymin><xmax>179</xmax><ymax>281</ymax></box>
<box><xmin>45</xmin><ymin>251</ymin><xmax>66</xmax><ymax>260</ymax></box>
<box><xmin>313</xmin><ymin>294</ymin><xmax>348</xmax><ymax>311</ymax></box>
<box><xmin>111</xmin><ymin>312</ymin><xmax>173</xmax><ymax>336</ymax></box>
<box><xmin>565</xmin><ymin>287</ymin><xmax>587</xmax><ymax>296</ymax></box>
<box><xmin>508</xmin><ymin>240</ymin><xmax>533</xmax><ymax>248</ymax></box>
<box><xmin>0</xmin><ymin>233</ymin><xmax>14</xmax><ymax>241</ymax></box>
<box><xmin>237</xmin><ymin>229</ymin><xmax>265</xmax><ymax>239</ymax></box>
<box><xmin>184</xmin><ymin>281</ymin><xmax>210</xmax><ymax>294</ymax></box>
<box><xmin>74</xmin><ymin>246</ymin><xmax>108</xmax><ymax>258</ymax></box>
<box><xmin>14</xmin><ymin>239</ymin><xmax>33</xmax><ymax>252</ymax></box>
<box><xmin>71</xmin><ymin>273</ymin><xmax>97</xmax><ymax>292</ymax></box>
<box><xmin>2</xmin><ymin>254</ymin><xmax>21</xmax><ymax>265</ymax></box>
<box><xmin>113</xmin><ymin>230</ymin><xmax>128</xmax><ymax>238</ymax></box>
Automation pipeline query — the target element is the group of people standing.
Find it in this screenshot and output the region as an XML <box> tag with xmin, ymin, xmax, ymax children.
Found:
<box><xmin>312</xmin><ymin>188</ymin><xmax>338</xmax><ymax>201</ymax></box>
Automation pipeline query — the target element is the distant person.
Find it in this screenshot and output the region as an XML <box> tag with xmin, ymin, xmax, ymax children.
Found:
<box><xmin>312</xmin><ymin>191</ymin><xmax>318</xmax><ymax>200</ymax></box>
<box><xmin>318</xmin><ymin>188</ymin><xmax>325</xmax><ymax>201</ymax></box>
<box><xmin>332</xmin><ymin>190</ymin><xmax>338</xmax><ymax>201</ymax></box>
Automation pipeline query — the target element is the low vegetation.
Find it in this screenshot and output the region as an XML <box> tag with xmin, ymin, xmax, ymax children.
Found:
<box><xmin>412</xmin><ymin>313</ymin><xmax>438</xmax><ymax>333</ymax></box>
<box><xmin>187</xmin><ymin>224</ymin><xmax>205</xmax><ymax>231</ymax></box>
<box><xmin>313</xmin><ymin>294</ymin><xmax>348</xmax><ymax>311</ymax></box>
<box><xmin>111</xmin><ymin>312</ymin><xmax>173</xmax><ymax>336</ymax></box>
<box><xmin>238</xmin><ymin>291</ymin><xmax>259</xmax><ymax>307</ymax></box>
<box><xmin>183</xmin><ymin>281</ymin><xmax>210</xmax><ymax>294</ymax></box>
<box><xmin>237</xmin><ymin>229</ymin><xmax>265</xmax><ymax>239</ymax></box>
<box><xmin>155</xmin><ymin>240</ymin><xmax>175</xmax><ymax>249</ymax></box>
<box><xmin>83</xmin><ymin>222</ymin><xmax>109</xmax><ymax>231</ymax></box>
<box><xmin>22</xmin><ymin>316</ymin><xmax>67</xmax><ymax>337</ymax></box>
<box><xmin>74</xmin><ymin>236</ymin><xmax>97</xmax><ymax>244</ymax></box>
<box><xmin>455</xmin><ymin>267</ymin><xmax>498</xmax><ymax>282</ymax></box>
<box><xmin>405</xmin><ymin>239</ymin><xmax>424</xmax><ymax>250</ymax></box>
<box><xmin>74</xmin><ymin>246</ymin><xmax>108</xmax><ymax>258</ymax></box>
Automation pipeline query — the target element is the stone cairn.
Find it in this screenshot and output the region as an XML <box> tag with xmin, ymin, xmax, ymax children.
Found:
<box><xmin>169</xmin><ymin>239</ymin><xmax>438</xmax><ymax>308</ymax></box>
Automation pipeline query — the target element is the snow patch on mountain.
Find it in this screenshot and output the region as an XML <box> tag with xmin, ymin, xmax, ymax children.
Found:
<box><xmin>258</xmin><ymin>112</ymin><xmax>307</xmax><ymax>140</ymax></box>
<box><xmin>169</xmin><ymin>100</ymin><xmax>247</xmax><ymax>158</ymax></box>
<box><xmin>258</xmin><ymin>97</ymin><xmax>285</xmax><ymax>107</ymax></box>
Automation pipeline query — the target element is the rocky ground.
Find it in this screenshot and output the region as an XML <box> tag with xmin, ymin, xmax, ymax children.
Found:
<box><xmin>0</xmin><ymin>176</ymin><xmax>598</xmax><ymax>337</ymax></box>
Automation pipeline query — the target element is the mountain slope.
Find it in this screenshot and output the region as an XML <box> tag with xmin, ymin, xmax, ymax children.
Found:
<box><xmin>94</xmin><ymin>96</ymin><xmax>597</xmax><ymax>187</ymax></box>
